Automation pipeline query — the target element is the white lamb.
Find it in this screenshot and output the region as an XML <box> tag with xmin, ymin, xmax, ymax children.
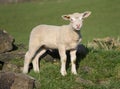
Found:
<box><xmin>23</xmin><ymin>11</ymin><xmax>91</xmax><ymax>76</ymax></box>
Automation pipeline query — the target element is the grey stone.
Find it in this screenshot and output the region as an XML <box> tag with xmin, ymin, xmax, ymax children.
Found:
<box><xmin>0</xmin><ymin>72</ymin><xmax>15</xmax><ymax>89</ymax></box>
<box><xmin>75</xmin><ymin>77</ymin><xmax>94</xmax><ymax>85</ymax></box>
<box><xmin>11</xmin><ymin>73</ymin><xmax>35</xmax><ymax>89</ymax></box>
<box><xmin>0</xmin><ymin>30</ymin><xmax>14</xmax><ymax>53</ymax></box>
<box><xmin>0</xmin><ymin>49</ymin><xmax>25</xmax><ymax>62</ymax></box>
<box><xmin>0</xmin><ymin>72</ymin><xmax>36</xmax><ymax>89</ymax></box>
<box><xmin>2</xmin><ymin>62</ymin><xmax>22</xmax><ymax>73</ymax></box>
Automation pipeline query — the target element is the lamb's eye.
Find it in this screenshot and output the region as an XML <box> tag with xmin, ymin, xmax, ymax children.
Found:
<box><xmin>79</xmin><ymin>17</ymin><xmax>82</xmax><ymax>20</ymax></box>
<box><xmin>71</xmin><ymin>18</ymin><xmax>76</xmax><ymax>22</ymax></box>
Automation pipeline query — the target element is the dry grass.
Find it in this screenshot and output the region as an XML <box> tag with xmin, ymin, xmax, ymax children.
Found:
<box><xmin>87</xmin><ymin>37</ymin><xmax>120</xmax><ymax>50</ymax></box>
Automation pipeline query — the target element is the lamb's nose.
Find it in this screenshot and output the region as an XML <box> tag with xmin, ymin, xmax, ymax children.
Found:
<box><xmin>76</xmin><ymin>24</ymin><xmax>80</xmax><ymax>28</ymax></box>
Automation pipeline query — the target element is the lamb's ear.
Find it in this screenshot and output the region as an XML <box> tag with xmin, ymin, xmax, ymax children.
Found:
<box><xmin>62</xmin><ymin>15</ymin><xmax>71</xmax><ymax>20</ymax></box>
<box><xmin>82</xmin><ymin>11</ymin><xmax>91</xmax><ymax>18</ymax></box>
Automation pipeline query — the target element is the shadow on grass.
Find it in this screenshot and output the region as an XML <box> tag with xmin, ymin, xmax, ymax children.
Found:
<box><xmin>42</xmin><ymin>44</ymin><xmax>88</xmax><ymax>71</ymax></box>
<box><xmin>66</xmin><ymin>44</ymin><xmax>89</xmax><ymax>70</ymax></box>
<box><xmin>28</xmin><ymin>44</ymin><xmax>89</xmax><ymax>72</ymax></box>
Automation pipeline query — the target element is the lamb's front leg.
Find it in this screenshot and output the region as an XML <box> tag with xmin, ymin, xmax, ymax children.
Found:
<box><xmin>58</xmin><ymin>46</ymin><xmax>67</xmax><ymax>76</ymax></box>
<box><xmin>70</xmin><ymin>50</ymin><xmax>77</xmax><ymax>75</ymax></box>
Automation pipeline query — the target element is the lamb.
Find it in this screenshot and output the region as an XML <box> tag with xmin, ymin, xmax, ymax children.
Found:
<box><xmin>23</xmin><ymin>11</ymin><xmax>91</xmax><ymax>76</ymax></box>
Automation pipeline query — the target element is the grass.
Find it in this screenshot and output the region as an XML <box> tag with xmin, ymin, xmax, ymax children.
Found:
<box><xmin>0</xmin><ymin>0</ymin><xmax>120</xmax><ymax>45</ymax></box>
<box><xmin>29</xmin><ymin>50</ymin><xmax>120</xmax><ymax>89</ymax></box>
<box><xmin>0</xmin><ymin>0</ymin><xmax>120</xmax><ymax>89</ymax></box>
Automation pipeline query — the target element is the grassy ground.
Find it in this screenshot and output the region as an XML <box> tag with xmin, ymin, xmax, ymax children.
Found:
<box><xmin>0</xmin><ymin>0</ymin><xmax>120</xmax><ymax>45</ymax></box>
<box><xmin>0</xmin><ymin>0</ymin><xmax>120</xmax><ymax>89</ymax></box>
<box><xmin>29</xmin><ymin>50</ymin><xmax>120</xmax><ymax>89</ymax></box>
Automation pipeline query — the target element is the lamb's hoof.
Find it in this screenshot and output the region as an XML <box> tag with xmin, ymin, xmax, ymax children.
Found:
<box><xmin>61</xmin><ymin>71</ymin><xmax>67</xmax><ymax>76</ymax></box>
<box><xmin>34</xmin><ymin>69</ymin><xmax>40</xmax><ymax>73</ymax></box>
<box><xmin>72</xmin><ymin>71</ymin><xmax>77</xmax><ymax>75</ymax></box>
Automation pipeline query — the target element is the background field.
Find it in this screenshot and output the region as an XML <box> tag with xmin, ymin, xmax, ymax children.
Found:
<box><xmin>0</xmin><ymin>0</ymin><xmax>120</xmax><ymax>89</ymax></box>
<box><xmin>0</xmin><ymin>0</ymin><xmax>120</xmax><ymax>45</ymax></box>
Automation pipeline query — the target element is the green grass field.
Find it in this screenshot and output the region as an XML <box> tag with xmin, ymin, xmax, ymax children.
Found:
<box><xmin>0</xmin><ymin>0</ymin><xmax>120</xmax><ymax>45</ymax></box>
<box><xmin>0</xmin><ymin>0</ymin><xmax>120</xmax><ymax>89</ymax></box>
<box><xmin>30</xmin><ymin>50</ymin><xmax>120</xmax><ymax>89</ymax></box>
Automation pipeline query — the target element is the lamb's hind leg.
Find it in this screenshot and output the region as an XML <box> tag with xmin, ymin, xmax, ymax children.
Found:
<box><xmin>23</xmin><ymin>44</ymin><xmax>40</xmax><ymax>74</ymax></box>
<box><xmin>32</xmin><ymin>49</ymin><xmax>46</xmax><ymax>72</ymax></box>
<box><xmin>23</xmin><ymin>50</ymin><xmax>35</xmax><ymax>74</ymax></box>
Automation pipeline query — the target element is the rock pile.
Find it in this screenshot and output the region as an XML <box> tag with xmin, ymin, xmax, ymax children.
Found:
<box><xmin>0</xmin><ymin>30</ymin><xmax>39</xmax><ymax>89</ymax></box>
<box><xmin>0</xmin><ymin>72</ymin><xmax>35</xmax><ymax>89</ymax></box>
<box><xmin>0</xmin><ymin>30</ymin><xmax>14</xmax><ymax>53</ymax></box>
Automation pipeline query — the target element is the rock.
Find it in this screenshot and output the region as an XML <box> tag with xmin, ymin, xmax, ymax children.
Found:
<box><xmin>2</xmin><ymin>62</ymin><xmax>22</xmax><ymax>73</ymax></box>
<box><xmin>0</xmin><ymin>43</ymin><xmax>25</xmax><ymax>72</ymax></box>
<box><xmin>0</xmin><ymin>30</ymin><xmax>14</xmax><ymax>53</ymax></box>
<box><xmin>0</xmin><ymin>43</ymin><xmax>26</xmax><ymax>72</ymax></box>
<box><xmin>75</xmin><ymin>77</ymin><xmax>94</xmax><ymax>85</ymax></box>
<box><xmin>81</xmin><ymin>66</ymin><xmax>93</xmax><ymax>74</ymax></box>
<box><xmin>0</xmin><ymin>47</ymin><xmax>25</xmax><ymax>72</ymax></box>
<box><xmin>34</xmin><ymin>80</ymin><xmax>41</xmax><ymax>89</ymax></box>
<box><xmin>0</xmin><ymin>72</ymin><xmax>36</xmax><ymax>89</ymax></box>
<box><xmin>11</xmin><ymin>73</ymin><xmax>35</xmax><ymax>89</ymax></box>
<box><xmin>0</xmin><ymin>49</ymin><xmax>25</xmax><ymax>63</ymax></box>
<box><xmin>0</xmin><ymin>72</ymin><xmax>15</xmax><ymax>89</ymax></box>
<box><xmin>0</xmin><ymin>61</ymin><xmax>4</xmax><ymax>70</ymax></box>
<box><xmin>96</xmin><ymin>79</ymin><xmax>110</xmax><ymax>86</ymax></box>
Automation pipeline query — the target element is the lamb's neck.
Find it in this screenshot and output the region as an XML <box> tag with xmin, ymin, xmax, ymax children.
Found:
<box><xmin>67</xmin><ymin>24</ymin><xmax>81</xmax><ymax>39</ymax></box>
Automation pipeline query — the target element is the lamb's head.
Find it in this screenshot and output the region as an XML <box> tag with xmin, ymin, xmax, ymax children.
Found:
<box><xmin>62</xmin><ymin>11</ymin><xmax>91</xmax><ymax>30</ymax></box>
